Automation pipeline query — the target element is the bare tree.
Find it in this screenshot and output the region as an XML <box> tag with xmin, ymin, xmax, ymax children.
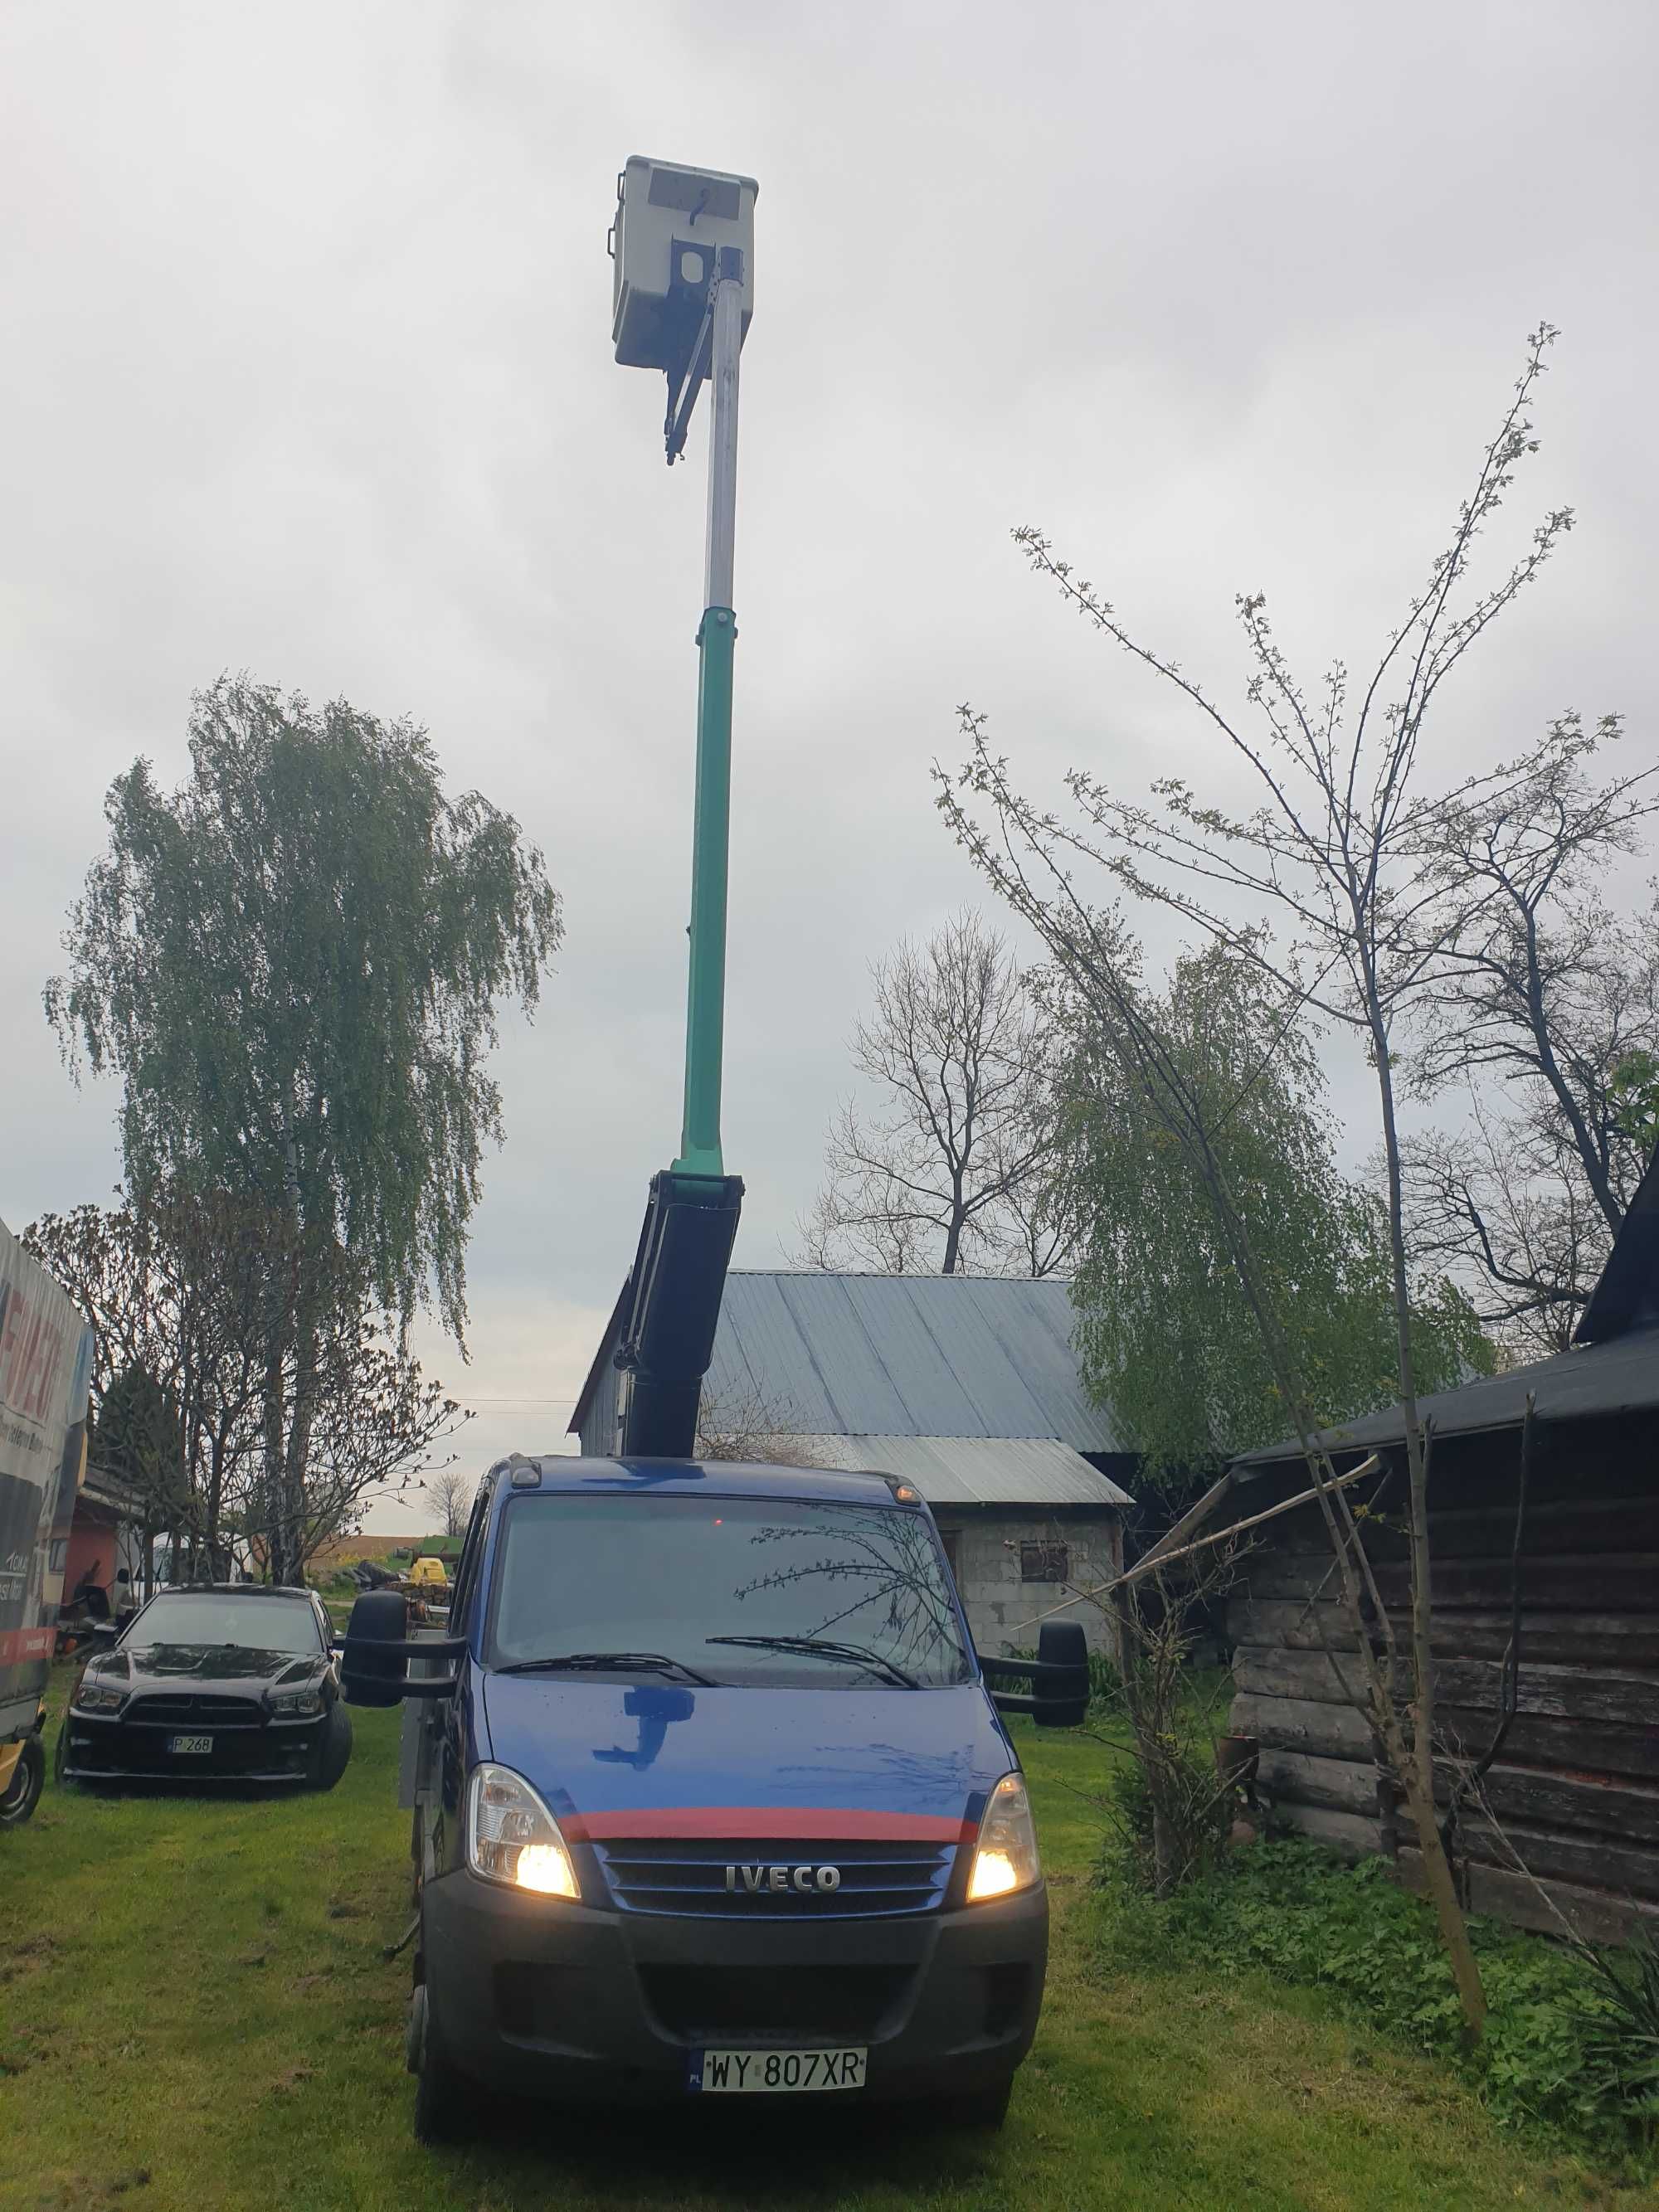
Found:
<box><xmin>694</xmin><ymin>1386</ymin><xmax>829</xmax><ymax>1469</ymax></box>
<box><xmin>422</xmin><ymin>1467</ymin><xmax>476</xmax><ymax>1539</ymax></box>
<box><xmin>1400</xmin><ymin>748</ymin><xmax>1659</xmax><ymax>1345</ymax></box>
<box><xmin>800</xmin><ymin>910</ymin><xmax>1068</xmax><ymax>1276</ymax></box>
<box><xmin>27</xmin><ymin>1188</ymin><xmax>273</xmax><ymax>1571</ymax></box>
<box><xmin>937</xmin><ymin>324</ymin><xmax>1599</xmax><ymax>2039</ymax></box>
<box><xmin>1404</xmin><ymin>1101</ymin><xmax>1625</xmax><ymax>1357</ymax></box>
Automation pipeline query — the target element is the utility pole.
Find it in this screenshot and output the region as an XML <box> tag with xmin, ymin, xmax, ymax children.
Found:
<box><xmin>607</xmin><ymin>157</ymin><xmax>758</xmax><ymax>1456</ymax></box>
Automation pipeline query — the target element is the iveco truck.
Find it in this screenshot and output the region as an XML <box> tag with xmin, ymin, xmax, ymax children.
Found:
<box><xmin>344</xmin><ymin>1453</ymin><xmax>1086</xmax><ymax>2139</ymax></box>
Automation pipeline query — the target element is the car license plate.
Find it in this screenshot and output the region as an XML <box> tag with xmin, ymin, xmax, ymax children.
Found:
<box><xmin>690</xmin><ymin>2046</ymin><xmax>866</xmax><ymax>2094</ymax></box>
<box><xmin>168</xmin><ymin>1734</ymin><xmax>213</xmax><ymax>1755</ymax></box>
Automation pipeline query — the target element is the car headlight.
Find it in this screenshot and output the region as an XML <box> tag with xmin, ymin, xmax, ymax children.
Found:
<box><xmin>72</xmin><ymin>1680</ymin><xmax>127</xmax><ymax>1715</ymax></box>
<box><xmin>267</xmin><ymin>1684</ymin><xmax>325</xmax><ymax>1718</ymax></box>
<box><xmin>466</xmin><ymin>1762</ymin><xmax>580</xmax><ymax>1898</ymax></box>
<box><xmin>966</xmin><ymin>1773</ymin><xmax>1041</xmax><ymax>1902</ymax></box>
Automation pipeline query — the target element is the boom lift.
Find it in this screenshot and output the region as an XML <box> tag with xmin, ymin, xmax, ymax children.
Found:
<box><xmin>606</xmin><ymin>156</ymin><xmax>756</xmax><ymax>1459</ymax></box>
<box><xmin>598</xmin><ymin>158</ymin><xmax>1087</xmax><ymax>1732</ymax></box>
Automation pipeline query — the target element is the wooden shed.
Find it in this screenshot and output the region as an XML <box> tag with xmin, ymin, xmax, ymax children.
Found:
<box><xmin>1219</xmin><ymin>1150</ymin><xmax>1659</xmax><ymax>1943</ymax></box>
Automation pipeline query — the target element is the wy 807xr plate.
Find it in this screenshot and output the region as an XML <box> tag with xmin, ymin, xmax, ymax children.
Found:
<box><xmin>690</xmin><ymin>2046</ymin><xmax>866</xmax><ymax>2094</ymax></box>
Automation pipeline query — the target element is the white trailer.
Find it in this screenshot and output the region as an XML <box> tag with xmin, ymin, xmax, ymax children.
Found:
<box><xmin>0</xmin><ymin>1217</ymin><xmax>95</xmax><ymax>1826</ymax></box>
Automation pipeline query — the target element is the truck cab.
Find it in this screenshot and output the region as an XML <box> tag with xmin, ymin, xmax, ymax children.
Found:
<box><xmin>345</xmin><ymin>1452</ymin><xmax>1086</xmax><ymax>2139</ymax></box>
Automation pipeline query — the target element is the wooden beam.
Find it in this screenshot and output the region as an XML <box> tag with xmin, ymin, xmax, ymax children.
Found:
<box><xmin>1009</xmin><ymin>1453</ymin><xmax>1381</xmax><ymax>1637</ymax></box>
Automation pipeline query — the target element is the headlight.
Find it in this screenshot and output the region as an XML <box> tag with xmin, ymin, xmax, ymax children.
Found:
<box><xmin>967</xmin><ymin>1773</ymin><xmax>1041</xmax><ymax>1903</ymax></box>
<box><xmin>72</xmin><ymin>1680</ymin><xmax>127</xmax><ymax>1715</ymax></box>
<box><xmin>466</xmin><ymin>1763</ymin><xmax>580</xmax><ymax>1898</ymax></box>
<box><xmin>267</xmin><ymin>1684</ymin><xmax>325</xmax><ymax>1718</ymax></box>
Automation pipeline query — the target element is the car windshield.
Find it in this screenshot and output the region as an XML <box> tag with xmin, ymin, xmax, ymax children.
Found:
<box><xmin>487</xmin><ymin>1495</ymin><xmax>971</xmax><ymax>1689</ymax></box>
<box><xmin>127</xmin><ymin>1593</ymin><xmax>323</xmax><ymax>1655</ymax></box>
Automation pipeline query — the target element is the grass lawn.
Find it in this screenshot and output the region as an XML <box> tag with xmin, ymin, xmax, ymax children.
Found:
<box><xmin>0</xmin><ymin>1667</ymin><xmax>1642</xmax><ymax>2212</ymax></box>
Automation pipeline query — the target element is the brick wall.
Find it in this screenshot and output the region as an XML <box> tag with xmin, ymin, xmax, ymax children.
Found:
<box><xmin>936</xmin><ymin>1513</ymin><xmax>1122</xmax><ymax>1658</ymax></box>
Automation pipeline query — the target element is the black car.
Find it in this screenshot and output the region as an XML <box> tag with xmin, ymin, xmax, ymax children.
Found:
<box><xmin>56</xmin><ymin>1584</ymin><xmax>353</xmax><ymax>1790</ymax></box>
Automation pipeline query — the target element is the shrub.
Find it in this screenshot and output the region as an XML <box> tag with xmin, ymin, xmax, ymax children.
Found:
<box><xmin>1096</xmin><ymin>1836</ymin><xmax>1656</xmax><ymax>2164</ymax></box>
<box><xmin>1098</xmin><ymin>1742</ymin><xmax>1232</xmax><ymax>1896</ymax></box>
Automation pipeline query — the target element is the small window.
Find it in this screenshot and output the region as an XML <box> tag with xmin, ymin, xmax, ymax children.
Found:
<box><xmin>1019</xmin><ymin>1542</ymin><xmax>1069</xmax><ymax>1584</ymax></box>
<box><xmin>48</xmin><ymin>1539</ymin><xmax>69</xmax><ymax>1573</ymax></box>
<box><xmin>937</xmin><ymin>1528</ymin><xmax>961</xmax><ymax>1585</ymax></box>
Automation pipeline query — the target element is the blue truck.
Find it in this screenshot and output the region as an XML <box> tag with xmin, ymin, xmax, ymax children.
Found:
<box><xmin>338</xmin><ymin>153</ymin><xmax>1087</xmax><ymax>2140</ymax></box>
<box><xmin>344</xmin><ymin>1452</ymin><xmax>1087</xmax><ymax>2139</ymax></box>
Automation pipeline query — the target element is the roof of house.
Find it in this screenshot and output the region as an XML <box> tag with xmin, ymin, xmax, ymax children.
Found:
<box><xmin>80</xmin><ymin>1461</ymin><xmax>144</xmax><ymax>1519</ymax></box>
<box><xmin>698</xmin><ymin>1271</ymin><xmax>1128</xmax><ymax>1452</ymax></box>
<box><xmin>1236</xmin><ymin>1141</ymin><xmax>1659</xmax><ymax>1475</ymax></box>
<box><xmin>795</xmin><ymin>1433</ymin><xmax>1133</xmax><ymax>1509</ymax></box>
<box><xmin>1576</xmin><ymin>1142</ymin><xmax>1659</xmax><ymax>1344</ymax></box>
<box><xmin>1234</xmin><ymin>1322</ymin><xmax>1659</xmax><ymax>1471</ymax></box>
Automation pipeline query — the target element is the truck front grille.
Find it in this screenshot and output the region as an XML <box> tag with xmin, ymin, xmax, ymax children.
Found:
<box><xmin>640</xmin><ymin>1963</ymin><xmax>912</xmax><ymax>2041</ymax></box>
<box><xmin>594</xmin><ymin>1835</ymin><xmax>956</xmax><ymax>1919</ymax></box>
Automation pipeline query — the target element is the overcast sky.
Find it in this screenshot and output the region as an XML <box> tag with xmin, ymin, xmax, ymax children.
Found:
<box><xmin>3</xmin><ymin>2</ymin><xmax>1655</xmax><ymax>1520</ymax></box>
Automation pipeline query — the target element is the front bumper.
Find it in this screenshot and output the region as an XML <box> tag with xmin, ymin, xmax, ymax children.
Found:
<box><xmin>60</xmin><ymin>1707</ymin><xmax>324</xmax><ymax>1783</ymax></box>
<box><xmin>421</xmin><ymin>1866</ymin><xmax>1047</xmax><ymax>2107</ymax></box>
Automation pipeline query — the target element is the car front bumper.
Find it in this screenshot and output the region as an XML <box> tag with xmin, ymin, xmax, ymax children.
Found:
<box><xmin>421</xmin><ymin>1865</ymin><xmax>1047</xmax><ymax>2108</ymax></box>
<box><xmin>60</xmin><ymin>1708</ymin><xmax>324</xmax><ymax>1783</ymax></box>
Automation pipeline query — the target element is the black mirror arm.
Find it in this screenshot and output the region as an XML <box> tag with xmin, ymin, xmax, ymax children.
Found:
<box><xmin>341</xmin><ymin>1636</ymin><xmax>466</xmax><ymax>1661</ymax></box>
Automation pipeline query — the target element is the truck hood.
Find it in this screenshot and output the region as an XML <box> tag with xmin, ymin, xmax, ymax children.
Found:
<box><xmin>479</xmin><ymin>1675</ymin><xmax>1014</xmax><ymax>1844</ymax></box>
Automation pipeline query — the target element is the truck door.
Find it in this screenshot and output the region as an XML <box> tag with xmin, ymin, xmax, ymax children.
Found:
<box><xmin>430</xmin><ymin>1486</ymin><xmax>490</xmax><ymax>1881</ymax></box>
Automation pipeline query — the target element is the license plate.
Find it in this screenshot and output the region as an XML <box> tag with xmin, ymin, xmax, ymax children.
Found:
<box><xmin>690</xmin><ymin>2046</ymin><xmax>866</xmax><ymax>2094</ymax></box>
<box><xmin>168</xmin><ymin>1734</ymin><xmax>213</xmax><ymax>1755</ymax></box>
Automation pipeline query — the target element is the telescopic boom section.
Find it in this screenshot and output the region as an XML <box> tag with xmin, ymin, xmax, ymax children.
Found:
<box><xmin>607</xmin><ymin>159</ymin><xmax>756</xmax><ymax>1460</ymax></box>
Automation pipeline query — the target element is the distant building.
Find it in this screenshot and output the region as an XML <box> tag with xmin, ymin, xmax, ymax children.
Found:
<box><xmin>572</xmin><ymin>1271</ymin><xmax>1134</xmax><ymax>1658</ymax></box>
<box><xmin>60</xmin><ymin>1461</ymin><xmax>145</xmax><ymax>1609</ymax></box>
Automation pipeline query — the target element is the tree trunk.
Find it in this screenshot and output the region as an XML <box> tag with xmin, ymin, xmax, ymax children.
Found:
<box><xmin>1365</xmin><ymin>965</ymin><xmax>1488</xmax><ymax>2042</ymax></box>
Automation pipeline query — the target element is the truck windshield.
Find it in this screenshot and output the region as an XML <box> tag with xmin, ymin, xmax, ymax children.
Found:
<box><xmin>487</xmin><ymin>1495</ymin><xmax>971</xmax><ymax>1689</ymax></box>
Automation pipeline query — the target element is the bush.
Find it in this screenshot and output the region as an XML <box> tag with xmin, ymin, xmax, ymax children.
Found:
<box><xmin>1098</xmin><ymin>1742</ymin><xmax>1231</xmax><ymax>1895</ymax></box>
<box><xmin>1096</xmin><ymin>1836</ymin><xmax>1656</xmax><ymax>2164</ymax></box>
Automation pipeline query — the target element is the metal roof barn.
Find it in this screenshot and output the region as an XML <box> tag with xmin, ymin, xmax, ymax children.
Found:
<box><xmin>699</xmin><ymin>1271</ymin><xmax>1129</xmax><ymax>1453</ymax></box>
<box><xmin>795</xmin><ymin>1434</ymin><xmax>1133</xmax><ymax>1509</ymax></box>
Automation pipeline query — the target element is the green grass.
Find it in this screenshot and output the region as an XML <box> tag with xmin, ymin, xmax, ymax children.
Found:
<box><xmin>0</xmin><ymin>1669</ymin><xmax>1640</xmax><ymax>2212</ymax></box>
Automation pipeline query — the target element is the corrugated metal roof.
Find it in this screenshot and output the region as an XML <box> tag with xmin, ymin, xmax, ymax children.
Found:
<box><xmin>796</xmin><ymin>1434</ymin><xmax>1133</xmax><ymax>1508</ymax></box>
<box><xmin>703</xmin><ymin>1272</ymin><xmax>1130</xmax><ymax>1452</ymax></box>
<box><xmin>1234</xmin><ymin>1320</ymin><xmax>1659</xmax><ymax>1471</ymax></box>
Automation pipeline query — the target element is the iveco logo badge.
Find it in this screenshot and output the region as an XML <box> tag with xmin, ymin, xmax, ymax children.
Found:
<box><xmin>724</xmin><ymin>1863</ymin><xmax>842</xmax><ymax>1894</ymax></box>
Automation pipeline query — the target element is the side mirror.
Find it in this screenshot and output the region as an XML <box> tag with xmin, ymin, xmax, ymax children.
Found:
<box><xmin>339</xmin><ymin>1588</ymin><xmax>467</xmax><ymax>1705</ymax></box>
<box><xmin>1033</xmin><ymin>1620</ymin><xmax>1090</xmax><ymax>1728</ymax></box>
<box><xmin>980</xmin><ymin>1618</ymin><xmax>1091</xmax><ymax>1728</ymax></box>
<box><xmin>341</xmin><ymin>1590</ymin><xmax>412</xmax><ymax>1707</ymax></box>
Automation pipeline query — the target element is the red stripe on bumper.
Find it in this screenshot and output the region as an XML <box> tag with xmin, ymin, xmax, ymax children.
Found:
<box><xmin>566</xmin><ymin>1806</ymin><xmax>975</xmax><ymax>1845</ymax></box>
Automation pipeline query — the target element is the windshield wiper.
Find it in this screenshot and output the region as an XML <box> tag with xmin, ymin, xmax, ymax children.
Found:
<box><xmin>494</xmin><ymin>1650</ymin><xmax>714</xmax><ymax>1686</ymax></box>
<box><xmin>705</xmin><ymin>1635</ymin><xmax>919</xmax><ymax>1689</ymax></box>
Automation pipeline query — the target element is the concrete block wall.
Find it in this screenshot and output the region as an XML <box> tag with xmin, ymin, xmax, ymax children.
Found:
<box><xmin>937</xmin><ymin>1514</ymin><xmax>1121</xmax><ymax>1657</ymax></box>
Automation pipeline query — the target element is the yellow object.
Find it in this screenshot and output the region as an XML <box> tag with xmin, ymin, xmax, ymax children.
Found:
<box><xmin>0</xmin><ymin>1742</ymin><xmax>22</xmax><ymax>1797</ymax></box>
<box><xmin>408</xmin><ymin>1555</ymin><xmax>450</xmax><ymax>1591</ymax></box>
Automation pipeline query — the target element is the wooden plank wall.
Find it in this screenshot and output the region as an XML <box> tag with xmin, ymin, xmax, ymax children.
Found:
<box><xmin>1224</xmin><ymin>1417</ymin><xmax>1659</xmax><ymax>1943</ymax></box>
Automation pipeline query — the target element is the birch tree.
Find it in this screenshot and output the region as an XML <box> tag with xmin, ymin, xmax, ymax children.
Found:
<box><xmin>46</xmin><ymin>675</ymin><xmax>560</xmax><ymax>1582</ymax></box>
